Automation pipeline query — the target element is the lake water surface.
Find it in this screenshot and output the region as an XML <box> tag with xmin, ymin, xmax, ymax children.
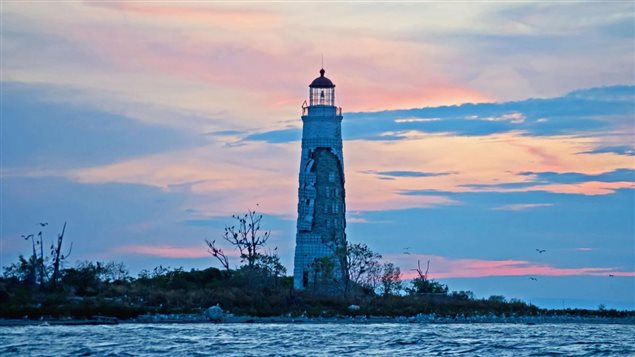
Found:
<box><xmin>1</xmin><ymin>323</ymin><xmax>634</xmax><ymax>356</ymax></box>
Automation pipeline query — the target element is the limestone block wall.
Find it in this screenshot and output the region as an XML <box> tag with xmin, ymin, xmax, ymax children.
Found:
<box><xmin>293</xmin><ymin>112</ymin><xmax>347</xmax><ymax>290</ymax></box>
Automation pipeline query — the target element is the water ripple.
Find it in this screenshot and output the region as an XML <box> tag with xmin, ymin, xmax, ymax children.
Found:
<box><xmin>0</xmin><ymin>323</ymin><xmax>633</xmax><ymax>356</ymax></box>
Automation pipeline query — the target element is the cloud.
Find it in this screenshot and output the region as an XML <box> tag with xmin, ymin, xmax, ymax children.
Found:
<box><xmin>2</xmin><ymin>2</ymin><xmax>634</xmax><ymax>307</ymax></box>
<box><xmin>86</xmin><ymin>2</ymin><xmax>281</xmax><ymax>28</ymax></box>
<box><xmin>115</xmin><ymin>245</ymin><xmax>212</xmax><ymax>259</ymax></box>
<box><xmin>392</xmin><ymin>255</ymin><xmax>635</xmax><ymax>279</ymax></box>
<box><xmin>363</xmin><ymin>170</ymin><xmax>457</xmax><ymax>178</ymax></box>
<box><xmin>349</xmin><ymin>188</ymin><xmax>634</xmax><ymax>272</ymax></box>
<box><xmin>419</xmin><ymin>3</ymin><xmax>635</xmax><ymax>101</ymax></box>
<box><xmin>492</xmin><ymin>203</ymin><xmax>553</xmax><ymax>211</ymax></box>
<box><xmin>407</xmin><ymin>181</ymin><xmax>635</xmax><ymax>197</ymax></box>
<box><xmin>472</xmin><ymin>112</ymin><xmax>526</xmax><ymax>124</ymax></box>
<box><xmin>2</xmin><ymin>2</ymin><xmax>494</xmax><ymax>124</ymax></box>
<box><xmin>204</xmin><ymin>130</ymin><xmax>246</xmax><ymax>137</ymax></box>
<box><xmin>578</xmin><ymin>145</ymin><xmax>635</xmax><ymax>156</ymax></box>
<box><xmin>1</xmin><ymin>82</ymin><xmax>206</xmax><ymax>169</ymax></box>
<box><xmin>244</xmin><ymin>128</ymin><xmax>301</xmax><ymax>143</ymax></box>
<box><xmin>0</xmin><ymin>176</ymin><xmax>199</xmax><ymax>261</ymax></box>
<box><xmin>521</xmin><ymin>181</ymin><xmax>635</xmax><ymax>196</ymax></box>
<box><xmin>244</xmin><ymin>85</ymin><xmax>634</xmax><ymax>144</ymax></box>
<box><xmin>50</xmin><ymin>127</ymin><xmax>632</xmax><ymax>221</ymax></box>
<box><xmin>461</xmin><ymin>169</ymin><xmax>635</xmax><ymax>192</ymax></box>
<box><xmin>394</xmin><ymin>117</ymin><xmax>441</xmax><ymax>123</ymax></box>
<box><xmin>518</xmin><ymin>169</ymin><xmax>635</xmax><ymax>184</ymax></box>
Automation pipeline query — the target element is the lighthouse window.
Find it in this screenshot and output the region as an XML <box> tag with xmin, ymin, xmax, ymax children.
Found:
<box><xmin>332</xmin><ymin>203</ymin><xmax>339</xmax><ymax>213</ymax></box>
<box><xmin>328</xmin><ymin>172</ymin><xmax>335</xmax><ymax>182</ymax></box>
<box><xmin>325</xmin><ymin>187</ymin><xmax>330</xmax><ymax>197</ymax></box>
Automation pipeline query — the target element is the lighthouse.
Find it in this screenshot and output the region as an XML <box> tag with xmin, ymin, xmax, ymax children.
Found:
<box><xmin>293</xmin><ymin>68</ymin><xmax>347</xmax><ymax>291</ymax></box>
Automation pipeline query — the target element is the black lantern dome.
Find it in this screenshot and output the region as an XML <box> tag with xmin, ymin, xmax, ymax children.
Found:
<box><xmin>309</xmin><ymin>69</ymin><xmax>335</xmax><ymax>106</ymax></box>
<box><xmin>309</xmin><ymin>69</ymin><xmax>335</xmax><ymax>88</ymax></box>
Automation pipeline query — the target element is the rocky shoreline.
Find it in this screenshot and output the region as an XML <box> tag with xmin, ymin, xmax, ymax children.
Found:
<box><xmin>2</xmin><ymin>312</ymin><xmax>634</xmax><ymax>326</ymax></box>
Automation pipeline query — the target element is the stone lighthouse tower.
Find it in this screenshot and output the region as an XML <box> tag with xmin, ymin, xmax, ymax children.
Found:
<box><xmin>293</xmin><ymin>68</ymin><xmax>347</xmax><ymax>291</ymax></box>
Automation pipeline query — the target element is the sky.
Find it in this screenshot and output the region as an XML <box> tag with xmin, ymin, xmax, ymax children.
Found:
<box><xmin>1</xmin><ymin>1</ymin><xmax>634</xmax><ymax>309</ymax></box>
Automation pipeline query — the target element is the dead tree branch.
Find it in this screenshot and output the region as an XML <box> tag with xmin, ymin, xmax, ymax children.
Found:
<box><xmin>50</xmin><ymin>222</ymin><xmax>68</xmax><ymax>289</ymax></box>
<box><xmin>205</xmin><ymin>239</ymin><xmax>230</xmax><ymax>271</ymax></box>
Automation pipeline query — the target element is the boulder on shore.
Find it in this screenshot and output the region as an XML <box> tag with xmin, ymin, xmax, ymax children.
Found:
<box><xmin>205</xmin><ymin>304</ymin><xmax>224</xmax><ymax>322</ymax></box>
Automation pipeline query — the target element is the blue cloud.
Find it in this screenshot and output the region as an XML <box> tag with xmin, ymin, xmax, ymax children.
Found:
<box><xmin>366</xmin><ymin>170</ymin><xmax>456</xmax><ymax>178</ymax></box>
<box><xmin>1</xmin><ymin>82</ymin><xmax>205</xmax><ymax>169</ymax></box>
<box><xmin>460</xmin><ymin>169</ymin><xmax>635</xmax><ymax>190</ymax></box>
<box><xmin>578</xmin><ymin>145</ymin><xmax>635</xmax><ymax>156</ymax></box>
<box><xmin>185</xmin><ymin>214</ymin><xmax>293</xmax><ymax>230</ymax></box>
<box><xmin>244</xmin><ymin>128</ymin><xmax>301</xmax><ymax>143</ymax></box>
<box><xmin>519</xmin><ymin>169</ymin><xmax>635</xmax><ymax>184</ymax></box>
<box><xmin>204</xmin><ymin>130</ymin><xmax>245</xmax><ymax>136</ymax></box>
<box><xmin>0</xmin><ymin>176</ymin><xmax>189</xmax><ymax>253</ymax></box>
<box><xmin>245</xmin><ymin>85</ymin><xmax>634</xmax><ymax>143</ymax></box>
<box><xmin>349</xmin><ymin>188</ymin><xmax>635</xmax><ymax>271</ymax></box>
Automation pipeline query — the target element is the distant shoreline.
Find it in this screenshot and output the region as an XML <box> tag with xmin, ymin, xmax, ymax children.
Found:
<box><xmin>2</xmin><ymin>313</ymin><xmax>634</xmax><ymax>326</ymax></box>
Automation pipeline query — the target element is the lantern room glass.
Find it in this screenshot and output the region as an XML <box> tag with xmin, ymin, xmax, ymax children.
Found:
<box><xmin>309</xmin><ymin>87</ymin><xmax>335</xmax><ymax>106</ymax></box>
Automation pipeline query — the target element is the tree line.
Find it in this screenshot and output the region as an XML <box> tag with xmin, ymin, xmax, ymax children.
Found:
<box><xmin>2</xmin><ymin>210</ymin><xmax>627</xmax><ymax>320</ymax></box>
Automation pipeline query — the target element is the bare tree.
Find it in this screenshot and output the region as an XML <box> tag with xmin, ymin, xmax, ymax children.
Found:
<box><xmin>37</xmin><ymin>231</ymin><xmax>46</xmax><ymax>286</ymax></box>
<box><xmin>407</xmin><ymin>259</ymin><xmax>448</xmax><ymax>295</ymax></box>
<box><xmin>222</xmin><ymin>210</ymin><xmax>270</xmax><ymax>268</ymax></box>
<box><xmin>413</xmin><ymin>259</ymin><xmax>430</xmax><ymax>281</ymax></box>
<box><xmin>204</xmin><ymin>208</ymin><xmax>281</xmax><ymax>277</ymax></box>
<box><xmin>205</xmin><ymin>239</ymin><xmax>230</xmax><ymax>271</ymax></box>
<box><xmin>50</xmin><ymin>222</ymin><xmax>72</xmax><ymax>289</ymax></box>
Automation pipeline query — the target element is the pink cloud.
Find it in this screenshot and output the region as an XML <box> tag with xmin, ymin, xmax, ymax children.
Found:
<box><xmin>115</xmin><ymin>245</ymin><xmax>212</xmax><ymax>259</ymax></box>
<box><xmin>388</xmin><ymin>254</ymin><xmax>635</xmax><ymax>279</ymax></box>
<box><xmin>505</xmin><ymin>139</ymin><xmax>563</xmax><ymax>170</ymax></box>
<box><xmin>39</xmin><ymin>8</ymin><xmax>490</xmax><ymax>114</ymax></box>
<box><xmin>86</xmin><ymin>2</ymin><xmax>280</xmax><ymax>27</ymax></box>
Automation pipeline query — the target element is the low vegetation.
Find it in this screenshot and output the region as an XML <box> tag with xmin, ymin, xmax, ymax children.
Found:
<box><xmin>1</xmin><ymin>214</ymin><xmax>631</xmax><ymax>321</ymax></box>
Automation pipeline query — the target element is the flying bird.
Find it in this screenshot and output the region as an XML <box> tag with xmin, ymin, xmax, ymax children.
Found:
<box><xmin>38</xmin><ymin>222</ymin><xmax>48</xmax><ymax>227</ymax></box>
<box><xmin>403</xmin><ymin>251</ymin><xmax>411</xmax><ymax>255</ymax></box>
<box><xmin>609</xmin><ymin>274</ymin><xmax>614</xmax><ymax>277</ymax></box>
<box><xmin>536</xmin><ymin>249</ymin><xmax>547</xmax><ymax>253</ymax></box>
<box><xmin>529</xmin><ymin>277</ymin><xmax>538</xmax><ymax>281</ymax></box>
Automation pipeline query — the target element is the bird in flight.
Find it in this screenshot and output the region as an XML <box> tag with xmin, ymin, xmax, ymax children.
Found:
<box><xmin>529</xmin><ymin>277</ymin><xmax>538</xmax><ymax>281</ymax></box>
<box><xmin>609</xmin><ymin>274</ymin><xmax>614</xmax><ymax>277</ymax></box>
<box><xmin>38</xmin><ymin>222</ymin><xmax>48</xmax><ymax>227</ymax></box>
<box><xmin>536</xmin><ymin>249</ymin><xmax>546</xmax><ymax>253</ymax></box>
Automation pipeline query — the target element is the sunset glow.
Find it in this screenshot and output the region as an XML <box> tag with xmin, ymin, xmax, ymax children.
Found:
<box><xmin>1</xmin><ymin>1</ymin><xmax>633</xmax><ymax>309</ymax></box>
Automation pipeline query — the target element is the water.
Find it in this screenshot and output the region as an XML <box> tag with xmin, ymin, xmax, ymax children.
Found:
<box><xmin>1</xmin><ymin>323</ymin><xmax>634</xmax><ymax>356</ymax></box>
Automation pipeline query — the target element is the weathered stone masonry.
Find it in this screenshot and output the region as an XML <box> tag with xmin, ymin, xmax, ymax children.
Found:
<box><xmin>293</xmin><ymin>69</ymin><xmax>347</xmax><ymax>290</ymax></box>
